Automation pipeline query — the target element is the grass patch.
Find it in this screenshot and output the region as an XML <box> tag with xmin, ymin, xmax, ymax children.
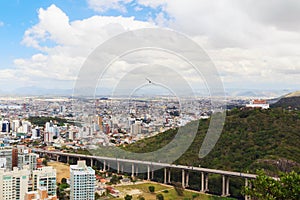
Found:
<box><xmin>114</xmin><ymin>182</ymin><xmax>234</xmax><ymax>200</ymax></box>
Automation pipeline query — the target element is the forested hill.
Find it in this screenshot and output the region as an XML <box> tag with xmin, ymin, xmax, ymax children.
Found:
<box><xmin>124</xmin><ymin>108</ymin><xmax>300</xmax><ymax>176</ymax></box>
<box><xmin>271</xmin><ymin>90</ymin><xmax>300</xmax><ymax>109</ymax></box>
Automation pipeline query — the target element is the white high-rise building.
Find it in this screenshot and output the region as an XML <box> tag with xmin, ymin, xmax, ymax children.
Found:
<box><xmin>22</xmin><ymin>122</ymin><xmax>30</xmax><ymax>134</ymax></box>
<box><xmin>45</xmin><ymin>122</ymin><xmax>51</xmax><ymax>133</ymax></box>
<box><xmin>18</xmin><ymin>153</ymin><xmax>38</xmax><ymax>172</ymax></box>
<box><xmin>70</xmin><ymin>160</ymin><xmax>95</xmax><ymax>200</ymax></box>
<box><xmin>130</xmin><ymin>121</ymin><xmax>142</xmax><ymax>135</ymax></box>
<box><xmin>0</xmin><ymin>157</ymin><xmax>6</xmax><ymax>168</ymax></box>
<box><xmin>44</xmin><ymin>132</ymin><xmax>54</xmax><ymax>143</ymax></box>
<box><xmin>31</xmin><ymin>127</ymin><xmax>40</xmax><ymax>139</ymax></box>
<box><xmin>12</xmin><ymin>120</ymin><xmax>21</xmax><ymax>132</ymax></box>
<box><xmin>32</xmin><ymin>167</ymin><xmax>57</xmax><ymax>197</ymax></box>
<box><xmin>0</xmin><ymin>166</ymin><xmax>30</xmax><ymax>200</ymax></box>
<box><xmin>0</xmin><ymin>147</ymin><xmax>12</xmax><ymax>170</ymax></box>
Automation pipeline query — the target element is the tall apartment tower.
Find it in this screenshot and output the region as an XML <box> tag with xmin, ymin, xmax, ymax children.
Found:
<box><xmin>18</xmin><ymin>153</ymin><xmax>38</xmax><ymax>172</ymax></box>
<box><xmin>70</xmin><ymin>160</ymin><xmax>95</xmax><ymax>200</ymax></box>
<box><xmin>0</xmin><ymin>147</ymin><xmax>12</xmax><ymax>170</ymax></box>
<box><xmin>32</xmin><ymin>167</ymin><xmax>57</xmax><ymax>197</ymax></box>
<box><xmin>1</xmin><ymin>120</ymin><xmax>10</xmax><ymax>133</ymax></box>
<box><xmin>12</xmin><ymin>147</ymin><xmax>18</xmax><ymax>168</ymax></box>
<box><xmin>97</xmin><ymin>116</ymin><xmax>103</xmax><ymax>131</ymax></box>
<box><xmin>16</xmin><ymin>145</ymin><xmax>38</xmax><ymax>171</ymax></box>
<box><xmin>0</xmin><ymin>166</ymin><xmax>30</xmax><ymax>200</ymax></box>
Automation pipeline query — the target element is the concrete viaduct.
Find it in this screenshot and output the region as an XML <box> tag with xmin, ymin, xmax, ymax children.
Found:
<box><xmin>32</xmin><ymin>148</ymin><xmax>254</xmax><ymax>199</ymax></box>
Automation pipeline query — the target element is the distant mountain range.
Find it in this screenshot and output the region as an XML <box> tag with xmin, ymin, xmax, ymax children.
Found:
<box><xmin>227</xmin><ymin>89</ymin><xmax>291</xmax><ymax>98</ymax></box>
<box><xmin>12</xmin><ymin>87</ymin><xmax>73</xmax><ymax>96</ymax></box>
<box><xmin>0</xmin><ymin>86</ymin><xmax>294</xmax><ymax>98</ymax></box>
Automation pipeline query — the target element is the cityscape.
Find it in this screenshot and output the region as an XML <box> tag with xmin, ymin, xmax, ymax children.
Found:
<box><xmin>0</xmin><ymin>94</ymin><xmax>297</xmax><ymax>200</ymax></box>
<box><xmin>0</xmin><ymin>1</ymin><xmax>300</xmax><ymax>200</ymax></box>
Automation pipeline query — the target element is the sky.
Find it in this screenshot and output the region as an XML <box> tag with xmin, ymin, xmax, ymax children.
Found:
<box><xmin>0</xmin><ymin>0</ymin><xmax>300</xmax><ymax>95</ymax></box>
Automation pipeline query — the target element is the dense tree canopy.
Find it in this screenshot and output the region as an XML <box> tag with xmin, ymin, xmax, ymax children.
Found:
<box><xmin>125</xmin><ymin>108</ymin><xmax>300</xmax><ymax>174</ymax></box>
<box><xmin>243</xmin><ymin>170</ymin><xmax>300</xmax><ymax>200</ymax></box>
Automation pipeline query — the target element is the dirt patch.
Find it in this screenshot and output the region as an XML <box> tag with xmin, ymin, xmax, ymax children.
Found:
<box><xmin>48</xmin><ymin>161</ymin><xmax>70</xmax><ymax>183</ymax></box>
<box><xmin>127</xmin><ymin>189</ymin><xmax>142</xmax><ymax>195</ymax></box>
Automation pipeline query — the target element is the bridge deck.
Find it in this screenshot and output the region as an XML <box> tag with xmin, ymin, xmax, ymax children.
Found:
<box><xmin>33</xmin><ymin>148</ymin><xmax>257</xmax><ymax>179</ymax></box>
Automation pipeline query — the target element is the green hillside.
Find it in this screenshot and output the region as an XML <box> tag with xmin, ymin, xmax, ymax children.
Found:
<box><xmin>271</xmin><ymin>90</ymin><xmax>300</xmax><ymax>109</ymax></box>
<box><xmin>271</xmin><ymin>96</ymin><xmax>300</xmax><ymax>110</ymax></box>
<box><xmin>125</xmin><ymin>108</ymin><xmax>300</xmax><ymax>175</ymax></box>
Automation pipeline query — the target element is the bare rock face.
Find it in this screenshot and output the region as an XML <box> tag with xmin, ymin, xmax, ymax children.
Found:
<box><xmin>255</xmin><ymin>158</ymin><xmax>300</xmax><ymax>176</ymax></box>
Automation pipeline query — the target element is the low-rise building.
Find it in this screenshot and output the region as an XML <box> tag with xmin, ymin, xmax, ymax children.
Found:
<box><xmin>25</xmin><ymin>187</ymin><xmax>57</xmax><ymax>200</ymax></box>
<box><xmin>246</xmin><ymin>99</ymin><xmax>269</xmax><ymax>109</ymax></box>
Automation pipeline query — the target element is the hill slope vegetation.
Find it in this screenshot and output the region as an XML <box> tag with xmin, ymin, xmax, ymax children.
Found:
<box><xmin>125</xmin><ymin>108</ymin><xmax>300</xmax><ymax>175</ymax></box>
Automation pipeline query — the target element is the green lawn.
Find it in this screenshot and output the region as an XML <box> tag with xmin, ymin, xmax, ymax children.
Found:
<box><xmin>116</xmin><ymin>182</ymin><xmax>169</xmax><ymax>193</ymax></box>
<box><xmin>114</xmin><ymin>182</ymin><xmax>234</xmax><ymax>200</ymax></box>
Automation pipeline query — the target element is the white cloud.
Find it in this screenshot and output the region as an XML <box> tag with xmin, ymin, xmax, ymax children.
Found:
<box><xmin>134</xmin><ymin>6</ymin><xmax>143</xmax><ymax>12</ymax></box>
<box><xmin>0</xmin><ymin>21</ymin><xmax>4</xmax><ymax>27</ymax></box>
<box><xmin>87</xmin><ymin>0</ymin><xmax>167</xmax><ymax>13</ymax></box>
<box><xmin>136</xmin><ymin>0</ymin><xmax>167</xmax><ymax>9</ymax></box>
<box><xmin>2</xmin><ymin>4</ymin><xmax>154</xmax><ymax>90</ymax></box>
<box><xmin>155</xmin><ymin>0</ymin><xmax>300</xmax><ymax>89</ymax></box>
<box><xmin>87</xmin><ymin>0</ymin><xmax>133</xmax><ymax>13</ymax></box>
<box><xmin>3</xmin><ymin>1</ymin><xmax>300</xmax><ymax>92</ymax></box>
<box><xmin>234</xmin><ymin>0</ymin><xmax>300</xmax><ymax>31</ymax></box>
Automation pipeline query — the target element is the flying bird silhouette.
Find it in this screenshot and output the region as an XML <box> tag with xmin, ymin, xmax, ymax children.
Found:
<box><xmin>145</xmin><ymin>78</ymin><xmax>152</xmax><ymax>84</ymax></box>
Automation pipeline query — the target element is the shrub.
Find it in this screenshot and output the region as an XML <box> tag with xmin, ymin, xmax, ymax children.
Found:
<box><xmin>148</xmin><ymin>185</ymin><xmax>155</xmax><ymax>193</ymax></box>
<box><xmin>124</xmin><ymin>194</ymin><xmax>133</xmax><ymax>200</ymax></box>
<box><xmin>156</xmin><ymin>194</ymin><xmax>164</xmax><ymax>200</ymax></box>
<box><xmin>61</xmin><ymin>178</ymin><xmax>67</xmax><ymax>184</ymax></box>
<box><xmin>138</xmin><ymin>196</ymin><xmax>145</xmax><ymax>200</ymax></box>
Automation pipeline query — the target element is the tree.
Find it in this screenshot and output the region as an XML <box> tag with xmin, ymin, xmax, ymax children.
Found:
<box><xmin>243</xmin><ymin>170</ymin><xmax>300</xmax><ymax>200</ymax></box>
<box><xmin>57</xmin><ymin>179</ymin><xmax>69</xmax><ymax>200</ymax></box>
<box><xmin>110</xmin><ymin>175</ymin><xmax>120</xmax><ymax>184</ymax></box>
<box><xmin>148</xmin><ymin>185</ymin><xmax>155</xmax><ymax>193</ymax></box>
<box><xmin>32</xmin><ymin>141</ymin><xmax>39</xmax><ymax>146</ymax></box>
<box><xmin>95</xmin><ymin>192</ymin><xmax>101</xmax><ymax>200</ymax></box>
<box><xmin>61</xmin><ymin>178</ymin><xmax>67</xmax><ymax>184</ymax></box>
<box><xmin>106</xmin><ymin>188</ymin><xmax>110</xmax><ymax>196</ymax></box>
<box><xmin>44</xmin><ymin>155</ymin><xmax>49</xmax><ymax>161</ymax></box>
<box><xmin>138</xmin><ymin>196</ymin><xmax>145</xmax><ymax>200</ymax></box>
<box><xmin>156</xmin><ymin>194</ymin><xmax>164</xmax><ymax>200</ymax></box>
<box><xmin>124</xmin><ymin>194</ymin><xmax>133</xmax><ymax>200</ymax></box>
<box><xmin>42</xmin><ymin>159</ymin><xmax>48</xmax><ymax>166</ymax></box>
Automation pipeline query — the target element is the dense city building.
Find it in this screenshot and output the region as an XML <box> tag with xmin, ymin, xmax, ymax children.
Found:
<box><xmin>32</xmin><ymin>167</ymin><xmax>57</xmax><ymax>197</ymax></box>
<box><xmin>70</xmin><ymin>160</ymin><xmax>96</xmax><ymax>200</ymax></box>
<box><xmin>0</xmin><ymin>166</ymin><xmax>30</xmax><ymax>200</ymax></box>
<box><xmin>0</xmin><ymin>147</ymin><xmax>13</xmax><ymax>170</ymax></box>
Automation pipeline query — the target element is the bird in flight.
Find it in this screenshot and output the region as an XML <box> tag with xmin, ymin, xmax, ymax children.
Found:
<box><xmin>146</xmin><ymin>77</ymin><xmax>152</xmax><ymax>84</ymax></box>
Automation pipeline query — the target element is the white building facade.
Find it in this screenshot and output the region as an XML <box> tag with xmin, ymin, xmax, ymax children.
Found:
<box><xmin>70</xmin><ymin>160</ymin><xmax>95</xmax><ymax>200</ymax></box>
<box><xmin>0</xmin><ymin>166</ymin><xmax>30</xmax><ymax>200</ymax></box>
<box><xmin>32</xmin><ymin>166</ymin><xmax>57</xmax><ymax>197</ymax></box>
